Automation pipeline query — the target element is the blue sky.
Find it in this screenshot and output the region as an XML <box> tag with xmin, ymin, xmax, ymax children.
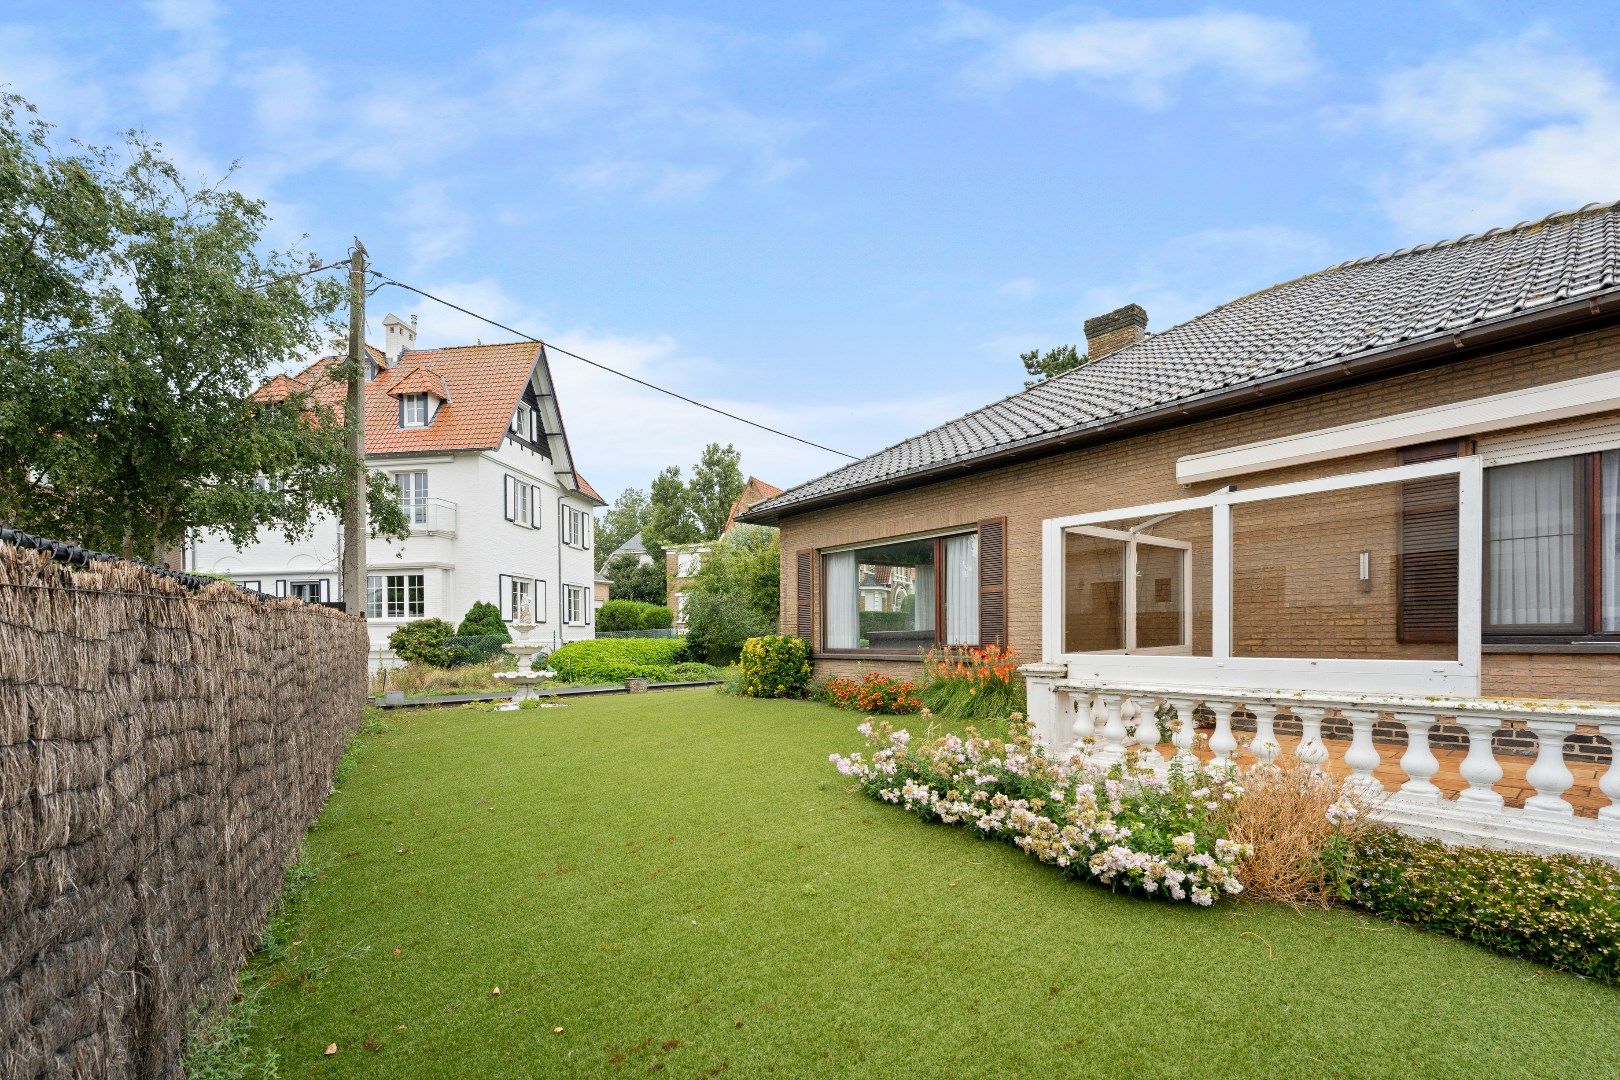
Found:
<box><xmin>6</xmin><ymin>2</ymin><xmax>1620</xmax><ymax>502</ymax></box>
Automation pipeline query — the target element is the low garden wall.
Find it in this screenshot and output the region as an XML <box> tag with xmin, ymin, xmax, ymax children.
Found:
<box><xmin>0</xmin><ymin>529</ymin><xmax>368</xmax><ymax>1078</ymax></box>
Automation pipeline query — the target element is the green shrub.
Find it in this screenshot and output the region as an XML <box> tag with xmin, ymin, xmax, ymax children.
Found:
<box><xmin>738</xmin><ymin>635</ymin><xmax>812</xmax><ymax>698</ymax></box>
<box><xmin>596</xmin><ymin>599</ymin><xmax>674</xmax><ymax>632</ymax></box>
<box><xmin>388</xmin><ymin>618</ymin><xmax>455</xmax><ymax>667</ymax></box>
<box><xmin>443</xmin><ymin>633</ymin><xmax>511</xmax><ymax>667</ymax></box>
<box><xmin>457</xmin><ymin>600</ymin><xmax>511</xmax><ymax>640</ymax></box>
<box><xmin>548</xmin><ymin>638</ymin><xmax>688</xmax><ymax>683</ymax></box>
<box><xmin>858</xmin><ymin>610</ymin><xmax>912</xmax><ymax>634</ymax></box>
<box><xmin>1338</xmin><ymin>829</ymin><xmax>1620</xmax><ymax>984</ymax></box>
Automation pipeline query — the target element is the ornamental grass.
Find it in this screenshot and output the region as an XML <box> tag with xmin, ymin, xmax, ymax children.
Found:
<box><xmin>1220</xmin><ymin>760</ymin><xmax>1372</xmax><ymax>907</ymax></box>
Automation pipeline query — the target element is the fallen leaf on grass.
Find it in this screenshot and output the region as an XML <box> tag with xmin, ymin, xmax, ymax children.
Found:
<box><xmin>324</xmin><ymin>1043</ymin><xmax>338</xmax><ymax>1056</ymax></box>
<box><xmin>391</xmin><ymin>948</ymin><xmax>402</xmax><ymax>956</ymax></box>
<box><xmin>492</xmin><ymin>986</ymin><xmax>501</xmax><ymax>995</ymax></box>
<box><xmin>553</xmin><ymin>1026</ymin><xmax>564</xmax><ymax>1034</ymax></box>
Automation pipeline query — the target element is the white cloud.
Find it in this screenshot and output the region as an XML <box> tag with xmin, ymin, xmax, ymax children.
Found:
<box><xmin>138</xmin><ymin>0</ymin><xmax>226</xmax><ymax>112</ymax></box>
<box><xmin>1357</xmin><ymin>31</ymin><xmax>1620</xmax><ymax>235</ymax></box>
<box><xmin>939</xmin><ymin>4</ymin><xmax>1317</xmax><ymax>108</ymax></box>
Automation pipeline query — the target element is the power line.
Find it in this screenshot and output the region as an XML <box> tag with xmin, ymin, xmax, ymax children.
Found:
<box><xmin>369</xmin><ymin>270</ymin><xmax>857</xmax><ymax>461</ymax></box>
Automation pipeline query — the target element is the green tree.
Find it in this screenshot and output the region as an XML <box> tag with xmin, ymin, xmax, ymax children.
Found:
<box><xmin>594</xmin><ymin>486</ymin><xmax>648</xmax><ymax>571</ymax></box>
<box><xmin>0</xmin><ymin>94</ymin><xmax>407</xmax><ymax>560</ymax></box>
<box><xmin>1020</xmin><ymin>343</ymin><xmax>1086</xmax><ymax>387</ymax></box>
<box><xmin>603</xmin><ymin>551</ymin><xmax>667</xmax><ymax>604</ymax></box>
<box><xmin>457</xmin><ymin>600</ymin><xmax>510</xmax><ymax>640</ymax></box>
<box><xmin>680</xmin><ymin>525</ymin><xmax>780</xmax><ymax>665</ymax></box>
<box><xmin>688</xmin><ymin>442</ymin><xmax>745</xmax><ymax>540</ymax></box>
<box><xmin>642</xmin><ymin>465</ymin><xmax>700</xmax><ymax>556</ymax></box>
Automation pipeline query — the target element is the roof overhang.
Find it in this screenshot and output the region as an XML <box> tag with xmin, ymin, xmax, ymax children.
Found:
<box><xmin>738</xmin><ymin>290</ymin><xmax>1620</xmax><ymax>526</ymax></box>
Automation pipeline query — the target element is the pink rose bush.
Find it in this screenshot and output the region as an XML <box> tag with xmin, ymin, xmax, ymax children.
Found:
<box><xmin>830</xmin><ymin>716</ymin><xmax>1250</xmax><ymax>905</ymax></box>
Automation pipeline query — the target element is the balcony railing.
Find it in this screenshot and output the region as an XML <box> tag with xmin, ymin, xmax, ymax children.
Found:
<box><xmin>1020</xmin><ymin>667</ymin><xmax>1620</xmax><ymax>862</ymax></box>
<box><xmin>402</xmin><ymin>497</ymin><xmax>457</xmax><ymax>537</ymax></box>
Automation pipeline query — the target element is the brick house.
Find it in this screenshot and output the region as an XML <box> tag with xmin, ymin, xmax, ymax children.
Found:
<box><xmin>741</xmin><ymin>203</ymin><xmax>1620</xmax><ymax>856</ymax></box>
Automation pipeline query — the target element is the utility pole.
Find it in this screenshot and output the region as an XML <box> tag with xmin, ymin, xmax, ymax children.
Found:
<box><xmin>341</xmin><ymin>240</ymin><xmax>368</xmax><ymax>618</ymax></box>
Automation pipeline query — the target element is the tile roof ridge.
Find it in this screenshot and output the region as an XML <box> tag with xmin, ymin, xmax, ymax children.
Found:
<box><xmin>1324</xmin><ymin>199</ymin><xmax>1620</xmax><ymax>272</ymax></box>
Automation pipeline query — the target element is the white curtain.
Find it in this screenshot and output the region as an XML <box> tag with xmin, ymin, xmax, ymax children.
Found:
<box><xmin>943</xmin><ymin>532</ymin><xmax>979</xmax><ymax>644</ymax></box>
<box><xmin>913</xmin><ymin>563</ymin><xmax>936</xmax><ymax>633</ymax></box>
<box><xmin>824</xmin><ymin>551</ymin><xmax>859</xmax><ymax>649</ymax></box>
<box><xmin>1604</xmin><ymin>451</ymin><xmax>1619</xmax><ymax>632</ymax></box>
<box><xmin>1487</xmin><ymin>458</ymin><xmax>1578</xmax><ymax>626</ymax></box>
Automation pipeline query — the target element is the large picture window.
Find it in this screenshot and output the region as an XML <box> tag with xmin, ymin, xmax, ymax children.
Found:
<box><xmin>822</xmin><ymin>531</ymin><xmax>980</xmax><ymax>651</ymax></box>
<box><xmin>366</xmin><ymin>573</ymin><xmax>425</xmax><ymax>619</ymax></box>
<box><xmin>1485</xmin><ymin>450</ymin><xmax>1619</xmax><ymax>640</ymax></box>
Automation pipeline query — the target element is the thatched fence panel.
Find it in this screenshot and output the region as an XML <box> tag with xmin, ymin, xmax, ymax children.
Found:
<box><xmin>0</xmin><ymin>532</ymin><xmax>368</xmax><ymax>1078</ymax></box>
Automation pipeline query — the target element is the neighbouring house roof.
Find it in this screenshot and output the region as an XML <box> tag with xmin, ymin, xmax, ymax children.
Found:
<box><xmin>609</xmin><ymin>531</ymin><xmax>647</xmax><ymax>558</ymax></box>
<box><xmin>744</xmin><ymin>201</ymin><xmax>1620</xmax><ymax>523</ymax></box>
<box><xmin>722</xmin><ymin>476</ymin><xmax>784</xmax><ymax>533</ymax></box>
<box><xmin>257</xmin><ymin>338</ymin><xmax>602</xmax><ymax>504</ymax></box>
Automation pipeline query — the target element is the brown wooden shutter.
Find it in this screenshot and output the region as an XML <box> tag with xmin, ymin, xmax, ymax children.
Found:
<box><xmin>795</xmin><ymin>550</ymin><xmax>813</xmax><ymax>642</ymax></box>
<box><xmin>1397</xmin><ymin>441</ymin><xmax>1465</xmax><ymax>643</ymax></box>
<box><xmin>977</xmin><ymin>518</ymin><xmax>1007</xmax><ymax>646</ymax></box>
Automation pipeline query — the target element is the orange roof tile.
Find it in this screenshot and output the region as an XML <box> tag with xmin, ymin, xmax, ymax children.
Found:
<box><xmin>385</xmin><ymin>364</ymin><xmax>453</xmax><ymax>401</ymax></box>
<box><xmin>574</xmin><ymin>473</ymin><xmax>604</xmax><ymax>504</ymax></box>
<box><xmin>724</xmin><ymin>476</ymin><xmax>785</xmax><ymax>532</ymax></box>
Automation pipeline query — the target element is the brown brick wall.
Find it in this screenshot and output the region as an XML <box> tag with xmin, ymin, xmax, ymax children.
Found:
<box><xmin>778</xmin><ymin>322</ymin><xmax>1620</xmax><ymax>702</ymax></box>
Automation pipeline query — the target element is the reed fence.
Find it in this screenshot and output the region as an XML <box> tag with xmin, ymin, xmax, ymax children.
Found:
<box><xmin>0</xmin><ymin>529</ymin><xmax>368</xmax><ymax>1078</ymax></box>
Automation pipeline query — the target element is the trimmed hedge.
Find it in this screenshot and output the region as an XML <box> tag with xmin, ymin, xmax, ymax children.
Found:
<box><xmin>1340</xmin><ymin>829</ymin><xmax>1620</xmax><ymax>985</ymax></box>
<box><xmin>547</xmin><ymin>638</ymin><xmax>688</xmax><ymax>684</ymax></box>
<box><xmin>596</xmin><ymin>599</ymin><xmax>675</xmax><ymax>632</ymax></box>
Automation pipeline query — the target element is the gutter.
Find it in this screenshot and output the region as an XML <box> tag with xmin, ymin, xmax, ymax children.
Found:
<box><xmin>739</xmin><ymin>290</ymin><xmax>1620</xmax><ymax>526</ymax></box>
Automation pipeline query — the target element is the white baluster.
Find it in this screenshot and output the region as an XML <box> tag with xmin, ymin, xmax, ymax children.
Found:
<box><xmin>1133</xmin><ymin>698</ymin><xmax>1163</xmax><ymax>768</ymax></box>
<box><xmin>1209</xmin><ymin>702</ymin><xmax>1238</xmax><ymax>765</ymax></box>
<box><xmin>1166</xmin><ymin>698</ymin><xmax>1199</xmax><ymax>771</ymax></box>
<box><xmin>1293</xmin><ymin>707</ymin><xmax>1329</xmax><ymax>774</ymax></box>
<box><xmin>1340</xmin><ymin>708</ymin><xmax>1385</xmax><ymax>797</ymax></box>
<box><xmin>1598</xmin><ymin>722</ymin><xmax>1620</xmax><ymax>827</ymax></box>
<box><xmin>1396</xmin><ymin>712</ymin><xmax>1442</xmax><ymax>801</ymax></box>
<box><xmin>1120</xmin><ymin>697</ymin><xmax>1141</xmax><ymax>747</ymax></box>
<box><xmin>1455</xmin><ymin>717</ymin><xmax>1505</xmax><ymax>810</ymax></box>
<box><xmin>1096</xmin><ymin>694</ymin><xmax>1131</xmax><ymax>766</ymax></box>
<box><xmin>1250</xmin><ymin>705</ymin><xmax>1280</xmax><ymax>767</ymax></box>
<box><xmin>1071</xmin><ymin>692</ymin><xmax>1098</xmax><ymax>753</ymax></box>
<box><xmin>1523</xmin><ymin>719</ymin><xmax>1576</xmax><ymax>818</ymax></box>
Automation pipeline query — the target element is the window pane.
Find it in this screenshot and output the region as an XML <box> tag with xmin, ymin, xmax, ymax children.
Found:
<box><xmin>1233</xmin><ymin>478</ymin><xmax>1458</xmax><ymax>660</ymax></box>
<box><xmin>408</xmin><ymin>575</ymin><xmax>425</xmax><ymax>617</ymax></box>
<box><xmin>1603</xmin><ymin>450</ymin><xmax>1618</xmax><ymax>633</ymax></box>
<box><xmin>943</xmin><ymin>532</ymin><xmax>979</xmax><ymax>645</ymax></box>
<box><xmin>1486</xmin><ymin>458</ymin><xmax>1579</xmax><ymax>629</ymax></box>
<box><xmin>1135</xmin><ymin>542</ymin><xmax>1185</xmax><ymax>649</ymax></box>
<box><xmin>856</xmin><ymin>539</ymin><xmax>934</xmax><ymax>649</ymax></box>
<box><xmin>1064</xmin><ymin>532</ymin><xmax>1125</xmax><ymax>652</ymax></box>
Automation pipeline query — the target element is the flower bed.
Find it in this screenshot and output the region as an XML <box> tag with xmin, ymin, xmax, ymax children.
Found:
<box><xmin>918</xmin><ymin>644</ymin><xmax>1025</xmax><ymax>721</ymax></box>
<box><xmin>831</xmin><ymin>718</ymin><xmax>1249</xmax><ymax>905</ymax></box>
<box><xmin>823</xmin><ymin>672</ymin><xmax>923</xmax><ymax>715</ymax></box>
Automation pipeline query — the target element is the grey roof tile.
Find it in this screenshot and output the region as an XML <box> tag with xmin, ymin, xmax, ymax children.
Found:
<box><xmin>753</xmin><ymin>201</ymin><xmax>1620</xmax><ymax>518</ymax></box>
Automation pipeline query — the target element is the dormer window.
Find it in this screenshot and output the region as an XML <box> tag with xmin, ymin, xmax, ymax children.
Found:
<box><xmin>400</xmin><ymin>393</ymin><xmax>429</xmax><ymax>428</ymax></box>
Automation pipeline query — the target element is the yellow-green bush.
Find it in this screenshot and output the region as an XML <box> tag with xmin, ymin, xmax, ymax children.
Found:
<box><xmin>738</xmin><ymin>635</ymin><xmax>812</xmax><ymax>698</ymax></box>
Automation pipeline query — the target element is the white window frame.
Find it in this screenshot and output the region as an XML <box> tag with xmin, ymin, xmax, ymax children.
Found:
<box><xmin>393</xmin><ymin>470</ymin><xmax>428</xmax><ymax>525</ymax></box>
<box><xmin>564</xmin><ymin>584</ymin><xmax>590</xmax><ymax>625</ymax></box>
<box><xmin>400</xmin><ymin>393</ymin><xmax>429</xmax><ymax>428</ymax></box>
<box><xmin>1063</xmin><ymin>526</ymin><xmax>1192</xmax><ymax>656</ymax></box>
<box><xmin>367</xmin><ymin>572</ymin><xmax>426</xmax><ymax>619</ymax></box>
<box><xmin>1042</xmin><ymin>455</ymin><xmax>1484</xmax><ymax>695</ymax></box>
<box><xmin>514</xmin><ymin>482</ymin><xmax>532</xmax><ymax>526</ymax></box>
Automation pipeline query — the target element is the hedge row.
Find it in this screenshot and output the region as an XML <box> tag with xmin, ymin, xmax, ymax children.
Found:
<box><xmin>546</xmin><ymin>638</ymin><xmax>693</xmax><ymax>683</ymax></box>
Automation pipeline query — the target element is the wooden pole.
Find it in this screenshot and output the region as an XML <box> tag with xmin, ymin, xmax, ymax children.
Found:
<box><xmin>342</xmin><ymin>240</ymin><xmax>368</xmax><ymax>617</ymax></box>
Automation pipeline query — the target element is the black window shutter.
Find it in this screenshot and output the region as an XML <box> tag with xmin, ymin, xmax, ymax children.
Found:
<box><xmin>498</xmin><ymin>574</ymin><xmax>512</xmax><ymax>619</ymax></box>
<box><xmin>536</xmin><ymin>579</ymin><xmax>547</xmax><ymax>621</ymax></box>
<box><xmin>531</xmin><ymin>485</ymin><xmax>541</xmax><ymax>528</ymax></box>
<box><xmin>504</xmin><ymin>476</ymin><xmax>516</xmax><ymax>521</ymax></box>
<box><xmin>977</xmin><ymin>518</ymin><xmax>1008</xmax><ymax>646</ymax></box>
<box><xmin>1397</xmin><ymin>442</ymin><xmax>1463</xmax><ymax>643</ymax></box>
<box><xmin>795</xmin><ymin>550</ymin><xmax>813</xmax><ymax>642</ymax></box>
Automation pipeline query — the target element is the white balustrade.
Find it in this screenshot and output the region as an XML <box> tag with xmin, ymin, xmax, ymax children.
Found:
<box><xmin>1023</xmin><ymin>674</ymin><xmax>1620</xmax><ymax>861</ymax></box>
<box><xmin>1396</xmin><ymin>713</ymin><xmax>1441</xmax><ymax>801</ymax></box>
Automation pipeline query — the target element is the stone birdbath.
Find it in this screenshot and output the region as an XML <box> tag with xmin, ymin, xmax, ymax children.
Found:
<box><xmin>492</xmin><ymin>605</ymin><xmax>559</xmax><ymax>710</ymax></box>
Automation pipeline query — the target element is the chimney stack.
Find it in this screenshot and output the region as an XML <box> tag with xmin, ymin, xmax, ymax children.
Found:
<box><xmin>383</xmin><ymin>313</ymin><xmax>417</xmax><ymax>364</ymax></box>
<box><xmin>1083</xmin><ymin>303</ymin><xmax>1148</xmax><ymax>361</ymax></box>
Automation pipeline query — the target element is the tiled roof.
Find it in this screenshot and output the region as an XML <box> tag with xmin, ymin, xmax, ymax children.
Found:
<box><xmin>290</xmin><ymin>341</ymin><xmax>540</xmax><ymax>455</ymax></box>
<box><xmin>723</xmin><ymin>476</ymin><xmax>784</xmax><ymax>532</ymax></box>
<box><xmin>749</xmin><ymin>201</ymin><xmax>1620</xmax><ymax>520</ymax></box>
<box><xmin>385</xmin><ymin>364</ymin><xmax>453</xmax><ymax>401</ymax></box>
<box><xmin>574</xmin><ymin>473</ymin><xmax>604</xmax><ymax>504</ymax></box>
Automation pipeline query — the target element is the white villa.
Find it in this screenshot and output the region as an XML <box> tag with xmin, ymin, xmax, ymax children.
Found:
<box><xmin>188</xmin><ymin>315</ymin><xmax>605</xmax><ymax>665</ymax></box>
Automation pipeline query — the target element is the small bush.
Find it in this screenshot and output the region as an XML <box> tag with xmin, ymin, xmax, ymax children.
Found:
<box><xmin>667</xmin><ymin>661</ymin><xmax>726</xmax><ymax>682</ymax></box>
<box><xmin>388</xmin><ymin>618</ymin><xmax>455</xmax><ymax>667</ymax></box>
<box><xmin>548</xmin><ymin>638</ymin><xmax>688</xmax><ymax>683</ymax></box>
<box><xmin>457</xmin><ymin>600</ymin><xmax>511</xmax><ymax>639</ymax></box>
<box><xmin>1336</xmin><ymin>829</ymin><xmax>1620</xmax><ymax>984</ymax></box>
<box><xmin>597</xmin><ymin>599</ymin><xmax>674</xmax><ymax>632</ymax></box>
<box><xmin>918</xmin><ymin>644</ymin><xmax>1025</xmax><ymax>721</ymax></box>
<box><xmin>738</xmin><ymin>635</ymin><xmax>812</xmax><ymax>698</ymax></box>
<box><xmin>824</xmin><ymin>672</ymin><xmax>923</xmax><ymax>715</ymax></box>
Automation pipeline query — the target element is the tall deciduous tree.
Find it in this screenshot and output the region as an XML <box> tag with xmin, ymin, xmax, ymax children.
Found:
<box><xmin>1020</xmin><ymin>343</ymin><xmax>1086</xmax><ymax>387</ymax></box>
<box><xmin>593</xmin><ymin>486</ymin><xmax>648</xmax><ymax>571</ymax></box>
<box><xmin>688</xmin><ymin>442</ymin><xmax>745</xmax><ymax>540</ymax></box>
<box><xmin>643</xmin><ymin>465</ymin><xmax>700</xmax><ymax>556</ymax></box>
<box><xmin>0</xmin><ymin>95</ymin><xmax>406</xmax><ymax>560</ymax></box>
<box><xmin>679</xmin><ymin>525</ymin><xmax>780</xmax><ymax>664</ymax></box>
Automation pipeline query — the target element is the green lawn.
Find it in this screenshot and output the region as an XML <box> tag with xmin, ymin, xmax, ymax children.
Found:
<box><xmin>245</xmin><ymin>691</ymin><xmax>1620</xmax><ymax>1078</ymax></box>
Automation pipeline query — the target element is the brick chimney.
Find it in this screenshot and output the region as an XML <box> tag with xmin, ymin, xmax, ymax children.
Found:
<box><xmin>1083</xmin><ymin>303</ymin><xmax>1148</xmax><ymax>360</ymax></box>
<box><xmin>383</xmin><ymin>313</ymin><xmax>417</xmax><ymax>364</ymax></box>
